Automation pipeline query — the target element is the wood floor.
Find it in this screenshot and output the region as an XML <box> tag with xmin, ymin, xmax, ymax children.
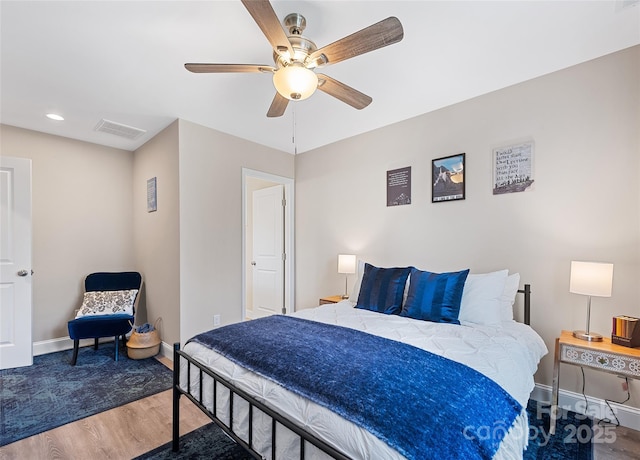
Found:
<box><xmin>1</xmin><ymin>356</ymin><xmax>640</xmax><ymax>459</ymax></box>
<box><xmin>0</xmin><ymin>357</ymin><xmax>210</xmax><ymax>460</ymax></box>
<box><xmin>592</xmin><ymin>420</ymin><xmax>640</xmax><ymax>460</ymax></box>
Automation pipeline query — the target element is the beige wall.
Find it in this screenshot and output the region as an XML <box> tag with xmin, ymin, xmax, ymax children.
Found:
<box><xmin>4</xmin><ymin>45</ymin><xmax>638</xmax><ymax>412</ymax></box>
<box><xmin>0</xmin><ymin>119</ymin><xmax>294</xmax><ymax>350</ymax></box>
<box><xmin>177</xmin><ymin>120</ymin><xmax>295</xmax><ymax>343</ymax></box>
<box><xmin>0</xmin><ymin>125</ymin><xmax>135</xmax><ymax>342</ymax></box>
<box><xmin>132</xmin><ymin>120</ymin><xmax>295</xmax><ymax>346</ymax></box>
<box><xmin>295</xmin><ymin>46</ymin><xmax>640</xmax><ymax>404</ymax></box>
<box><xmin>132</xmin><ymin>121</ymin><xmax>180</xmax><ymax>346</ymax></box>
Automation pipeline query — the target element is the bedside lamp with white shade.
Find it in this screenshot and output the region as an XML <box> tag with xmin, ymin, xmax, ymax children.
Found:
<box><xmin>569</xmin><ymin>260</ymin><xmax>614</xmax><ymax>342</ymax></box>
<box><xmin>338</xmin><ymin>254</ymin><xmax>356</xmax><ymax>299</ymax></box>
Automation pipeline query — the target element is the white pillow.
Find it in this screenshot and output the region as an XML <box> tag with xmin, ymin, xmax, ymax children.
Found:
<box><xmin>459</xmin><ymin>270</ymin><xmax>508</xmax><ymax>326</ymax></box>
<box><xmin>75</xmin><ymin>289</ymin><xmax>138</xmax><ymax>318</ymax></box>
<box><xmin>348</xmin><ymin>259</ymin><xmax>366</xmax><ymax>304</ymax></box>
<box><xmin>500</xmin><ymin>273</ymin><xmax>521</xmax><ymax>321</ymax></box>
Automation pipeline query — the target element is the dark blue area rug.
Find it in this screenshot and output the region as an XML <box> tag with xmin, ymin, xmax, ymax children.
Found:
<box><xmin>137</xmin><ymin>400</ymin><xmax>593</xmax><ymax>459</ymax></box>
<box><xmin>526</xmin><ymin>400</ymin><xmax>593</xmax><ymax>460</ymax></box>
<box><xmin>0</xmin><ymin>345</ymin><xmax>172</xmax><ymax>447</ymax></box>
<box><xmin>134</xmin><ymin>424</ymin><xmax>251</xmax><ymax>460</ymax></box>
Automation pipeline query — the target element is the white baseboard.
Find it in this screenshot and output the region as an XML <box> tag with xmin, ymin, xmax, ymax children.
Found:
<box><xmin>34</xmin><ymin>337</ymin><xmax>172</xmax><ymax>362</ymax></box>
<box><xmin>531</xmin><ymin>383</ymin><xmax>640</xmax><ymax>431</ymax></box>
<box><xmin>33</xmin><ymin>336</ymin><xmax>115</xmax><ymax>356</ymax></box>
<box><xmin>159</xmin><ymin>341</ymin><xmax>174</xmax><ymax>361</ymax></box>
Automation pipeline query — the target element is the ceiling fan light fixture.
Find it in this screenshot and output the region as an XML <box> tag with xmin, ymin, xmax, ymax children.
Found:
<box><xmin>273</xmin><ymin>64</ymin><xmax>318</xmax><ymax>101</ymax></box>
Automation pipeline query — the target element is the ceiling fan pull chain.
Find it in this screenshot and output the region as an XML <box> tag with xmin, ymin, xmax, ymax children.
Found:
<box><xmin>292</xmin><ymin>107</ymin><xmax>297</xmax><ymax>155</ymax></box>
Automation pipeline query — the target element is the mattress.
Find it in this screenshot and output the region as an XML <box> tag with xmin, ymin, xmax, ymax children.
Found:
<box><xmin>181</xmin><ymin>301</ymin><xmax>547</xmax><ymax>459</ymax></box>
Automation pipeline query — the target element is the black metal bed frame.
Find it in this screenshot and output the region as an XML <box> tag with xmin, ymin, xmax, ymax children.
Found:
<box><xmin>172</xmin><ymin>284</ymin><xmax>531</xmax><ymax>459</ymax></box>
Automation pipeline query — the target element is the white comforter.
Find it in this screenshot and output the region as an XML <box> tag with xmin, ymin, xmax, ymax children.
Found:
<box><xmin>181</xmin><ymin>301</ymin><xmax>547</xmax><ymax>459</ymax></box>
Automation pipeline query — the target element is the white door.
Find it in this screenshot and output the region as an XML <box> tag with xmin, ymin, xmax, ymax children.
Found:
<box><xmin>252</xmin><ymin>185</ymin><xmax>284</xmax><ymax>318</ymax></box>
<box><xmin>0</xmin><ymin>156</ymin><xmax>33</xmax><ymax>369</ymax></box>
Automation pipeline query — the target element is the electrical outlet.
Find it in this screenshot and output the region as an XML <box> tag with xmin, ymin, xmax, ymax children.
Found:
<box><xmin>213</xmin><ymin>314</ymin><xmax>221</xmax><ymax>326</ymax></box>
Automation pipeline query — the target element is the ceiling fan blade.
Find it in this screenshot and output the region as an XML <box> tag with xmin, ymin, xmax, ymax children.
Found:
<box><xmin>309</xmin><ymin>17</ymin><xmax>404</xmax><ymax>67</ymax></box>
<box><xmin>241</xmin><ymin>0</ymin><xmax>294</xmax><ymax>58</ymax></box>
<box><xmin>185</xmin><ymin>63</ymin><xmax>275</xmax><ymax>73</ymax></box>
<box><xmin>267</xmin><ymin>92</ymin><xmax>289</xmax><ymax>118</ymax></box>
<box><xmin>317</xmin><ymin>74</ymin><xmax>372</xmax><ymax>110</ymax></box>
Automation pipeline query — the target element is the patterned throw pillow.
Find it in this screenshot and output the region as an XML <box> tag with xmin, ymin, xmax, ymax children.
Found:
<box><xmin>75</xmin><ymin>289</ymin><xmax>138</xmax><ymax>318</ymax></box>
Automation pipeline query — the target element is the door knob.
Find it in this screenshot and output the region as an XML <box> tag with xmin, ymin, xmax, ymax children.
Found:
<box><xmin>251</xmin><ymin>261</ymin><xmax>257</xmax><ymax>266</ymax></box>
<box><xmin>17</xmin><ymin>269</ymin><xmax>30</xmax><ymax>277</ymax></box>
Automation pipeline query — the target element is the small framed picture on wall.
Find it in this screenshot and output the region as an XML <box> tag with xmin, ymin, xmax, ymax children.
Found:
<box><xmin>432</xmin><ymin>153</ymin><xmax>465</xmax><ymax>203</ymax></box>
<box><xmin>387</xmin><ymin>166</ymin><xmax>411</xmax><ymax>206</ymax></box>
<box><xmin>147</xmin><ymin>177</ymin><xmax>157</xmax><ymax>212</ymax></box>
<box><xmin>493</xmin><ymin>141</ymin><xmax>535</xmax><ymax>195</ymax></box>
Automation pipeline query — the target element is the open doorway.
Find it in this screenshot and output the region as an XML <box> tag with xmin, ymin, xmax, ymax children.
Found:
<box><xmin>242</xmin><ymin>168</ymin><xmax>294</xmax><ymax>321</ymax></box>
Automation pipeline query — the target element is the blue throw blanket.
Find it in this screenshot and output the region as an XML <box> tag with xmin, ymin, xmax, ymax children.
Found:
<box><xmin>189</xmin><ymin>315</ymin><xmax>521</xmax><ymax>459</ymax></box>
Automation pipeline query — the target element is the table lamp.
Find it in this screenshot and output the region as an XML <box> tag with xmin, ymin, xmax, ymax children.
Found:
<box><xmin>338</xmin><ymin>254</ymin><xmax>356</xmax><ymax>299</ymax></box>
<box><xmin>569</xmin><ymin>260</ymin><xmax>613</xmax><ymax>342</ymax></box>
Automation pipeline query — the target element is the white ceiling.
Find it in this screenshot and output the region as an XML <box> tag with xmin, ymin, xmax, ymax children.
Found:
<box><xmin>1</xmin><ymin>1</ymin><xmax>638</xmax><ymax>154</ymax></box>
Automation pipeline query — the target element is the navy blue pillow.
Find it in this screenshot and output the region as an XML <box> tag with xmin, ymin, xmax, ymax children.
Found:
<box><xmin>400</xmin><ymin>268</ymin><xmax>470</xmax><ymax>324</ymax></box>
<box><xmin>356</xmin><ymin>263</ymin><xmax>412</xmax><ymax>315</ymax></box>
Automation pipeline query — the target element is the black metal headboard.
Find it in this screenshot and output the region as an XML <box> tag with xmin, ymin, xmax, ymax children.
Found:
<box><xmin>517</xmin><ymin>284</ymin><xmax>531</xmax><ymax>325</ymax></box>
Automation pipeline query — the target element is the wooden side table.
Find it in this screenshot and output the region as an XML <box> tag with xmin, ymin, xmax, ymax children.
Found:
<box><xmin>319</xmin><ymin>295</ymin><xmax>344</xmax><ymax>306</ymax></box>
<box><xmin>550</xmin><ymin>329</ymin><xmax>640</xmax><ymax>434</ymax></box>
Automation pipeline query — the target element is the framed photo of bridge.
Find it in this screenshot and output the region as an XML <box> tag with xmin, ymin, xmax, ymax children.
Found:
<box><xmin>432</xmin><ymin>153</ymin><xmax>465</xmax><ymax>203</ymax></box>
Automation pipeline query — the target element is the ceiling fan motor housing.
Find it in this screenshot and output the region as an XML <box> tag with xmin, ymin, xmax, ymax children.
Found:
<box><xmin>273</xmin><ymin>13</ymin><xmax>324</xmax><ymax>70</ymax></box>
<box><xmin>284</xmin><ymin>13</ymin><xmax>306</xmax><ymax>35</ymax></box>
<box><xmin>271</xmin><ymin>14</ymin><xmax>323</xmax><ymax>100</ymax></box>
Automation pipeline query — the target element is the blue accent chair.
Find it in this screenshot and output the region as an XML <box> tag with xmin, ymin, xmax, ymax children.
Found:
<box><xmin>67</xmin><ymin>272</ymin><xmax>143</xmax><ymax>365</ymax></box>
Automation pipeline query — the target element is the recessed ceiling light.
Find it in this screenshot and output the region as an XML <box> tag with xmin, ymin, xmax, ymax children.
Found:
<box><xmin>46</xmin><ymin>113</ymin><xmax>64</xmax><ymax>121</ymax></box>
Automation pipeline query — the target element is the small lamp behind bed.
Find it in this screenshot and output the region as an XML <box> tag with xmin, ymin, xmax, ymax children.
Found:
<box><xmin>569</xmin><ymin>260</ymin><xmax>614</xmax><ymax>342</ymax></box>
<box><xmin>338</xmin><ymin>254</ymin><xmax>357</xmax><ymax>299</ymax></box>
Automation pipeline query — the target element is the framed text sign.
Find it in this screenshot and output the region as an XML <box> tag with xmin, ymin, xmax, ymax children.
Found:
<box><xmin>493</xmin><ymin>141</ymin><xmax>535</xmax><ymax>195</ymax></box>
<box><xmin>387</xmin><ymin>166</ymin><xmax>411</xmax><ymax>206</ymax></box>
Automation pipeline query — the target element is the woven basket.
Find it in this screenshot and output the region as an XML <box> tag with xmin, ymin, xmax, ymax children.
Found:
<box><xmin>127</xmin><ymin>319</ymin><xmax>161</xmax><ymax>360</ymax></box>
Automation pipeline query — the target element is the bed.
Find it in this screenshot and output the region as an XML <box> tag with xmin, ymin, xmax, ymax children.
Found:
<box><xmin>172</xmin><ymin>266</ymin><xmax>547</xmax><ymax>459</ymax></box>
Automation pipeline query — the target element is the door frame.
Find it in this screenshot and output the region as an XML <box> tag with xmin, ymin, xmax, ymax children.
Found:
<box><xmin>241</xmin><ymin>168</ymin><xmax>294</xmax><ymax>320</ymax></box>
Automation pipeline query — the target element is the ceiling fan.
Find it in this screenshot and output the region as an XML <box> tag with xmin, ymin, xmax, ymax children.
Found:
<box><xmin>185</xmin><ymin>0</ymin><xmax>404</xmax><ymax>118</ymax></box>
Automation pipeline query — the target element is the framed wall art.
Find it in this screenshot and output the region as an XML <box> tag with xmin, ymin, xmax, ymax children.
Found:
<box><xmin>493</xmin><ymin>141</ymin><xmax>534</xmax><ymax>195</ymax></box>
<box><xmin>147</xmin><ymin>177</ymin><xmax>157</xmax><ymax>212</ymax></box>
<box><xmin>432</xmin><ymin>153</ymin><xmax>465</xmax><ymax>203</ymax></box>
<box><xmin>387</xmin><ymin>166</ymin><xmax>411</xmax><ymax>206</ymax></box>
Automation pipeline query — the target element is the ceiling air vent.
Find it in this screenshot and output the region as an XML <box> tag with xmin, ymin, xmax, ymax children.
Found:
<box><xmin>94</xmin><ymin>119</ymin><xmax>146</xmax><ymax>140</ymax></box>
<box><xmin>617</xmin><ymin>0</ymin><xmax>639</xmax><ymax>10</ymax></box>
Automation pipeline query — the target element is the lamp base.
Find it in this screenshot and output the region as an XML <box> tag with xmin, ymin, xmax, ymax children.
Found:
<box><xmin>341</xmin><ymin>294</ymin><xmax>349</xmax><ymax>299</ymax></box>
<box><xmin>572</xmin><ymin>330</ymin><xmax>603</xmax><ymax>342</ymax></box>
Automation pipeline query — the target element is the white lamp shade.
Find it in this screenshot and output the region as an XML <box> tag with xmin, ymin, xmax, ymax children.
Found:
<box><xmin>338</xmin><ymin>254</ymin><xmax>357</xmax><ymax>274</ymax></box>
<box><xmin>273</xmin><ymin>64</ymin><xmax>318</xmax><ymax>101</ymax></box>
<box><xmin>569</xmin><ymin>261</ymin><xmax>613</xmax><ymax>297</ymax></box>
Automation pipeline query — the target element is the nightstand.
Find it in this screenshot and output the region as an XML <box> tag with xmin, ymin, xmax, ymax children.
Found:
<box><xmin>319</xmin><ymin>295</ymin><xmax>345</xmax><ymax>306</ymax></box>
<box><xmin>550</xmin><ymin>330</ymin><xmax>640</xmax><ymax>434</ymax></box>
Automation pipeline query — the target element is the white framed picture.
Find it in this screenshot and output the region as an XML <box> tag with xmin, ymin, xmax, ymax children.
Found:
<box><xmin>493</xmin><ymin>141</ymin><xmax>534</xmax><ymax>195</ymax></box>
